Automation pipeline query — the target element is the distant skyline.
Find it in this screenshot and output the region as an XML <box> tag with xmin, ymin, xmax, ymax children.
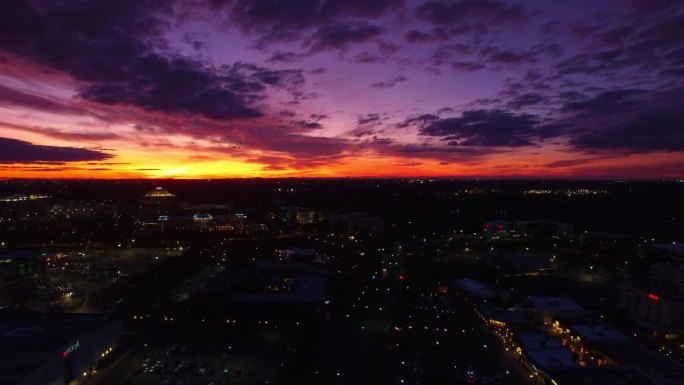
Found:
<box><xmin>0</xmin><ymin>0</ymin><xmax>683</xmax><ymax>179</ymax></box>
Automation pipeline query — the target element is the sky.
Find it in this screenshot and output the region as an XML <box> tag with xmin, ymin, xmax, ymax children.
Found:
<box><xmin>0</xmin><ymin>0</ymin><xmax>683</xmax><ymax>179</ymax></box>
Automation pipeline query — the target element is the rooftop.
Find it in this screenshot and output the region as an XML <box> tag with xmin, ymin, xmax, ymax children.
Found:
<box><xmin>454</xmin><ymin>278</ymin><xmax>497</xmax><ymax>299</ymax></box>
<box><xmin>0</xmin><ymin>194</ymin><xmax>49</xmax><ymax>202</ymax></box>
<box><xmin>516</xmin><ymin>332</ymin><xmax>577</xmax><ymax>369</ymax></box>
<box><xmin>653</xmin><ymin>243</ymin><xmax>684</xmax><ymax>255</ymax></box>
<box><xmin>549</xmin><ymin>368</ymin><xmax>660</xmax><ymax>385</ymax></box>
<box><xmin>143</xmin><ymin>187</ymin><xmax>175</xmax><ymax>198</ymax></box>
<box><xmin>569</xmin><ymin>324</ymin><xmax>629</xmax><ymax>342</ymax></box>
<box><xmin>477</xmin><ymin>305</ymin><xmax>531</xmax><ymax>326</ymax></box>
<box><xmin>0</xmin><ymin>314</ymin><xmax>121</xmax><ymax>382</ymax></box>
<box><xmin>529</xmin><ymin>296</ymin><xmax>585</xmax><ymax>314</ymax></box>
<box><xmin>0</xmin><ymin>313</ymin><xmax>119</xmax><ymax>357</ymax></box>
<box><xmin>0</xmin><ymin>250</ymin><xmax>49</xmax><ymax>263</ymax></box>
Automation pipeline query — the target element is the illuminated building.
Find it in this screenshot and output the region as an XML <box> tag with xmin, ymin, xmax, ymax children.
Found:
<box><xmin>528</xmin><ymin>296</ymin><xmax>586</xmax><ymax>324</ymax></box>
<box><xmin>621</xmin><ymin>263</ymin><xmax>684</xmax><ymax>333</ymax></box>
<box><xmin>0</xmin><ymin>194</ymin><xmax>50</xmax><ymax>221</ymax></box>
<box><xmin>192</xmin><ymin>213</ymin><xmax>213</xmax><ymax>231</ymax></box>
<box><xmin>483</xmin><ymin>219</ymin><xmax>574</xmax><ymax>241</ymax></box>
<box><xmin>138</xmin><ymin>187</ymin><xmax>179</xmax><ymax>222</ymax></box>
<box><xmin>482</xmin><ymin>220</ymin><xmax>515</xmax><ymax>240</ymax></box>
<box><xmin>280</xmin><ymin>206</ymin><xmax>323</xmax><ymax>225</ymax></box>
<box><xmin>512</xmin><ymin>332</ymin><xmax>577</xmax><ymax>382</ymax></box>
<box><xmin>476</xmin><ymin>304</ymin><xmax>532</xmax><ymax>329</ymax></box>
<box><xmin>0</xmin><ymin>313</ymin><xmax>122</xmax><ymax>385</ymax></box>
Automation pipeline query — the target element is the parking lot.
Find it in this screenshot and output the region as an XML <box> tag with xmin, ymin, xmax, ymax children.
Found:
<box><xmin>95</xmin><ymin>328</ymin><xmax>289</xmax><ymax>385</ymax></box>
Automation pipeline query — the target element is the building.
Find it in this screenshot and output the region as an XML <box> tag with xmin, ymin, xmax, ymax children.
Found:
<box><xmin>650</xmin><ymin>263</ymin><xmax>684</xmax><ymax>296</ymax></box>
<box><xmin>495</xmin><ymin>253</ymin><xmax>555</xmax><ymax>277</ymax></box>
<box><xmin>329</xmin><ymin>212</ymin><xmax>385</xmax><ymax>235</ymax></box>
<box><xmin>138</xmin><ymin>187</ymin><xmax>179</xmax><ymax>222</ymax></box>
<box><xmin>549</xmin><ymin>318</ymin><xmax>684</xmax><ymax>385</ymax></box>
<box><xmin>515</xmin><ymin>220</ymin><xmax>574</xmax><ymax>240</ymax></box>
<box><xmin>549</xmin><ymin>368</ymin><xmax>661</xmax><ymax>385</ymax></box>
<box><xmin>192</xmin><ymin>213</ymin><xmax>213</xmax><ymax>231</ymax></box>
<box><xmin>586</xmin><ymin>336</ymin><xmax>684</xmax><ymax>385</ymax></box>
<box><xmin>528</xmin><ymin>296</ymin><xmax>586</xmax><ymax>323</ymax></box>
<box><xmin>621</xmin><ymin>263</ymin><xmax>684</xmax><ymax>333</ymax></box>
<box><xmin>0</xmin><ymin>313</ymin><xmax>123</xmax><ymax>385</ymax></box>
<box><xmin>476</xmin><ymin>304</ymin><xmax>533</xmax><ymax>329</ymax></box>
<box><xmin>621</xmin><ymin>286</ymin><xmax>684</xmax><ymax>333</ymax></box>
<box><xmin>280</xmin><ymin>206</ymin><xmax>324</xmax><ymax>225</ymax></box>
<box><xmin>651</xmin><ymin>243</ymin><xmax>684</xmax><ymax>262</ymax></box>
<box><xmin>513</xmin><ymin>332</ymin><xmax>577</xmax><ymax>382</ymax></box>
<box><xmin>483</xmin><ymin>219</ymin><xmax>574</xmax><ymax>241</ymax></box>
<box><xmin>482</xmin><ymin>220</ymin><xmax>516</xmax><ymax>240</ymax></box>
<box><xmin>0</xmin><ymin>251</ymin><xmax>48</xmax><ymax>281</ymax></box>
<box><xmin>454</xmin><ymin>278</ymin><xmax>497</xmax><ymax>300</ymax></box>
<box><xmin>0</xmin><ymin>194</ymin><xmax>50</xmax><ymax>221</ymax></box>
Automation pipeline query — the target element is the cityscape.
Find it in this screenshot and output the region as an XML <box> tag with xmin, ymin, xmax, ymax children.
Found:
<box><xmin>1</xmin><ymin>1</ymin><xmax>684</xmax><ymax>385</ymax></box>
<box><xmin>0</xmin><ymin>179</ymin><xmax>683</xmax><ymax>385</ymax></box>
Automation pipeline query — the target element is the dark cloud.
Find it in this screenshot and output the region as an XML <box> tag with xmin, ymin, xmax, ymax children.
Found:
<box><xmin>419</xmin><ymin>109</ymin><xmax>553</xmax><ymax>147</ymax></box>
<box><xmin>429</xmin><ymin>43</ymin><xmax>474</xmax><ymax>66</ymax></box>
<box><xmin>377</xmin><ymin>41</ymin><xmax>400</xmax><ymax>55</ymax></box>
<box><xmin>296</xmin><ymin>120</ymin><xmax>324</xmax><ymax>129</ymax></box>
<box><xmin>481</xmin><ymin>47</ymin><xmax>536</xmax><ymax>65</ymax></box>
<box><xmin>266</xmin><ymin>51</ymin><xmax>301</xmax><ymax>63</ymax></box>
<box><xmin>561</xmin><ymin>89</ymin><xmax>647</xmax><ymax>114</ymax></box>
<box><xmin>310</xmin><ymin>113</ymin><xmax>328</xmax><ymax>121</ymax></box>
<box><xmin>371</xmin><ymin>137</ymin><xmax>393</xmax><ymax>145</ymax></box>
<box><xmin>415</xmin><ymin>1</ymin><xmax>528</xmax><ymax>32</ymax></box>
<box><xmin>396</xmin><ymin>113</ymin><xmax>440</xmax><ymax>128</ymax></box>
<box><xmin>309</xmin><ymin>23</ymin><xmax>384</xmax><ymax>51</ymax></box>
<box><xmin>599</xmin><ymin>26</ymin><xmax>634</xmax><ymax>46</ymax></box>
<box><xmin>0</xmin><ymin>0</ymin><xmax>315</xmax><ymax>121</ymax></box>
<box><xmin>355</xmin><ymin>52</ymin><xmax>381</xmax><ymax>63</ymax></box>
<box><xmin>0</xmin><ymin>137</ymin><xmax>112</xmax><ymax>163</ymax></box>
<box><xmin>570</xmin><ymin>109</ymin><xmax>684</xmax><ymax>153</ymax></box>
<box><xmin>230</xmin><ymin>0</ymin><xmax>402</xmax><ymax>31</ymax></box>
<box><xmin>358</xmin><ymin>114</ymin><xmax>382</xmax><ymax>125</ymax></box>
<box><xmin>79</xmin><ymin>57</ymin><xmax>266</xmax><ymax>120</ymax></box>
<box><xmin>634</xmin><ymin>14</ymin><xmax>684</xmax><ymax>51</ymax></box>
<box><xmin>405</xmin><ymin>29</ymin><xmax>449</xmax><ymax>44</ymax></box>
<box><xmin>352</xmin><ymin>129</ymin><xmax>375</xmax><ymax>138</ymax></box>
<box><xmin>371</xmin><ymin>75</ymin><xmax>408</xmax><ymax>89</ymax></box>
<box><xmin>451</xmin><ymin>61</ymin><xmax>484</xmax><ymax>73</ymax></box>
<box><xmin>3</xmin><ymin>124</ymin><xmax>120</xmax><ymax>142</ymax></box>
<box><xmin>506</xmin><ymin>93</ymin><xmax>545</xmax><ymax>109</ymax></box>
<box><xmin>0</xmin><ymin>84</ymin><xmax>86</xmax><ymax>116</ymax></box>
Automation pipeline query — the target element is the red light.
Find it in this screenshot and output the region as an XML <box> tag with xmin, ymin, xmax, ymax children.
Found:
<box><xmin>648</xmin><ymin>293</ymin><xmax>660</xmax><ymax>301</ymax></box>
<box><xmin>399</xmin><ymin>275</ymin><xmax>405</xmax><ymax>281</ymax></box>
<box><xmin>62</xmin><ymin>351</ymin><xmax>67</xmax><ymax>358</ymax></box>
<box><xmin>497</xmin><ymin>225</ymin><xmax>504</xmax><ymax>229</ymax></box>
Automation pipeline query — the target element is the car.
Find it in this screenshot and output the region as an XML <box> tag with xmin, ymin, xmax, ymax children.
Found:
<box><xmin>466</xmin><ymin>367</ymin><xmax>478</xmax><ymax>384</ymax></box>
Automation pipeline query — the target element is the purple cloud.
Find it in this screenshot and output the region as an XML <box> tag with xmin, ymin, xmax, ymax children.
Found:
<box><xmin>0</xmin><ymin>137</ymin><xmax>112</xmax><ymax>163</ymax></box>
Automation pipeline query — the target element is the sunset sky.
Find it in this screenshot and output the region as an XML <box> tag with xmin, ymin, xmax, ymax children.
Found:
<box><xmin>0</xmin><ymin>0</ymin><xmax>683</xmax><ymax>178</ymax></box>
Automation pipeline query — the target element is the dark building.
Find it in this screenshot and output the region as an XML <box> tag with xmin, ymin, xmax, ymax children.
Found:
<box><xmin>0</xmin><ymin>194</ymin><xmax>50</xmax><ymax>222</ymax></box>
<box><xmin>138</xmin><ymin>187</ymin><xmax>179</xmax><ymax>222</ymax></box>
<box><xmin>0</xmin><ymin>313</ymin><xmax>123</xmax><ymax>385</ymax></box>
<box><xmin>0</xmin><ymin>251</ymin><xmax>48</xmax><ymax>281</ymax></box>
<box><xmin>621</xmin><ymin>263</ymin><xmax>684</xmax><ymax>333</ymax></box>
<box><xmin>329</xmin><ymin>212</ymin><xmax>385</xmax><ymax>235</ymax></box>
